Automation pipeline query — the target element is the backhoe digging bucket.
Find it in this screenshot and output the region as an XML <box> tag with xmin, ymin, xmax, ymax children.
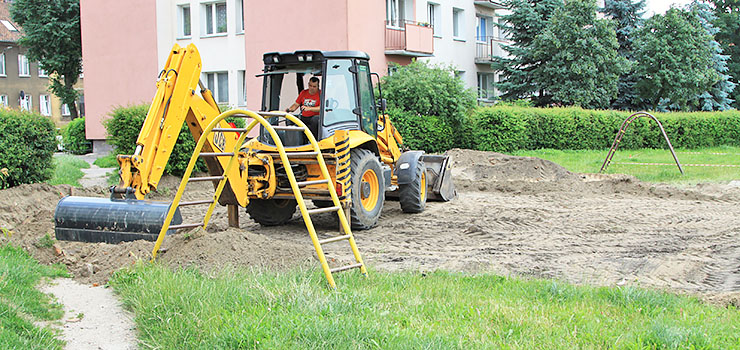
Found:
<box><xmin>421</xmin><ymin>155</ymin><xmax>456</xmax><ymax>201</ymax></box>
<box><xmin>54</xmin><ymin>196</ymin><xmax>183</xmax><ymax>244</ymax></box>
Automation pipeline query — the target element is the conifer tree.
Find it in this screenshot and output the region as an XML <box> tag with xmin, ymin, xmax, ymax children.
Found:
<box><xmin>602</xmin><ymin>0</ymin><xmax>646</xmax><ymax>110</ymax></box>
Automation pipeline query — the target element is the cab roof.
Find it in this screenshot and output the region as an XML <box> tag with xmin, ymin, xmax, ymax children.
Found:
<box><xmin>262</xmin><ymin>50</ymin><xmax>370</xmax><ymax>70</ymax></box>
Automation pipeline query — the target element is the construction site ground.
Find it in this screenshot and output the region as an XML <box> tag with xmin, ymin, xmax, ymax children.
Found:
<box><xmin>3</xmin><ymin>148</ymin><xmax>740</xmax><ymax>308</ymax></box>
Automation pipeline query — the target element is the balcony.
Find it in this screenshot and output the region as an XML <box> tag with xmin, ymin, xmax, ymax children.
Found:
<box><xmin>474</xmin><ymin>0</ymin><xmax>507</xmax><ymax>10</ymax></box>
<box><xmin>385</xmin><ymin>20</ymin><xmax>434</xmax><ymax>57</ymax></box>
<box><xmin>475</xmin><ymin>36</ymin><xmax>508</xmax><ymax>63</ymax></box>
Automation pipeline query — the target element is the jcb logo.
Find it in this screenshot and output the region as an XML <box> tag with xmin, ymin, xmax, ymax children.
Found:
<box><xmin>213</xmin><ymin>131</ymin><xmax>226</xmax><ymax>151</ymax></box>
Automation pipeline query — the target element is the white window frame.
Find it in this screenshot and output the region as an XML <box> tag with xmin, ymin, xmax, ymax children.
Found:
<box><xmin>20</xmin><ymin>93</ymin><xmax>32</xmax><ymax>111</ymax></box>
<box><xmin>0</xmin><ymin>95</ymin><xmax>7</xmax><ymax>107</ymax></box>
<box><xmin>237</xmin><ymin>70</ymin><xmax>246</xmax><ymax>106</ymax></box>
<box><xmin>477</xmin><ymin>73</ymin><xmax>495</xmax><ymax>101</ymax></box>
<box><xmin>38</xmin><ymin>63</ymin><xmax>48</xmax><ymax>78</ymax></box>
<box><xmin>0</xmin><ymin>53</ymin><xmax>5</xmax><ymax>77</ymax></box>
<box><xmin>179</xmin><ymin>4</ymin><xmax>192</xmax><ymax>37</ymax></box>
<box><xmin>61</xmin><ymin>103</ymin><xmax>71</xmax><ymax>116</ymax></box>
<box><xmin>453</xmin><ymin>8</ymin><xmax>464</xmax><ymax>40</ymax></box>
<box><xmin>204</xmin><ymin>71</ymin><xmax>229</xmax><ymax>103</ymax></box>
<box><xmin>427</xmin><ymin>2</ymin><xmax>440</xmax><ymax>36</ymax></box>
<box><xmin>40</xmin><ymin>94</ymin><xmax>51</xmax><ymax>116</ymax></box>
<box><xmin>18</xmin><ymin>54</ymin><xmax>30</xmax><ymax>77</ymax></box>
<box><xmin>202</xmin><ymin>2</ymin><xmax>228</xmax><ymax>36</ymax></box>
<box><xmin>235</xmin><ymin>0</ymin><xmax>244</xmax><ymax>34</ymax></box>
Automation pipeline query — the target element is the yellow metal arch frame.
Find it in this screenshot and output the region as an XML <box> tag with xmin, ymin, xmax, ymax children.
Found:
<box><xmin>150</xmin><ymin>109</ymin><xmax>367</xmax><ymax>289</ymax></box>
<box><xmin>600</xmin><ymin>111</ymin><xmax>684</xmax><ymax>175</ymax></box>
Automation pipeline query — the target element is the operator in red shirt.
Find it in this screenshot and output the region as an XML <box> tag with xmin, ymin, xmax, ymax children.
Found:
<box><xmin>286</xmin><ymin>76</ymin><xmax>321</xmax><ymax>140</ymax></box>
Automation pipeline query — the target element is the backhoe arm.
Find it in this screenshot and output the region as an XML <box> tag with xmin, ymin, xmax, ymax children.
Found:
<box><xmin>114</xmin><ymin>44</ymin><xmax>247</xmax><ymax>206</ymax></box>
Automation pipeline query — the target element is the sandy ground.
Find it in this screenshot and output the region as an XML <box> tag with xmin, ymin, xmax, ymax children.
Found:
<box><xmin>2</xmin><ymin>148</ymin><xmax>740</xmax><ymax>348</ymax></box>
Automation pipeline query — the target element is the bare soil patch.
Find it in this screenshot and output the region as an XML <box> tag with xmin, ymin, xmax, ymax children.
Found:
<box><xmin>3</xmin><ymin>149</ymin><xmax>740</xmax><ymax>306</ymax></box>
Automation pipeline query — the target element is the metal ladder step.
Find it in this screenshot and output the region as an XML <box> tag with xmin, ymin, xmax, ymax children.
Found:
<box><xmin>272</xmin><ymin>126</ymin><xmax>306</xmax><ymax>131</ymax></box>
<box><xmin>200</xmin><ymin>152</ymin><xmax>235</xmax><ymax>157</ymax></box>
<box><xmin>188</xmin><ymin>175</ymin><xmax>224</xmax><ymax>182</ymax></box>
<box><xmin>212</xmin><ymin>128</ymin><xmax>248</xmax><ymax>132</ymax></box>
<box><xmin>318</xmin><ymin>234</ymin><xmax>351</xmax><ymax>245</ymax></box>
<box><xmin>307</xmin><ymin>206</ymin><xmax>341</xmax><ymax>215</ymax></box>
<box><xmin>330</xmin><ymin>263</ymin><xmax>364</xmax><ymax>273</ymax></box>
<box><xmin>169</xmin><ymin>222</ymin><xmax>204</xmax><ymax>230</ymax></box>
<box><xmin>296</xmin><ymin>179</ymin><xmax>329</xmax><ymax>187</ymax></box>
<box><xmin>178</xmin><ymin>199</ymin><xmax>214</xmax><ymax>207</ymax></box>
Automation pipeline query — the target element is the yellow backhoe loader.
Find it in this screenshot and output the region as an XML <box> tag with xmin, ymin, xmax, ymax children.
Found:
<box><xmin>53</xmin><ymin>44</ymin><xmax>454</xmax><ymax>287</ymax></box>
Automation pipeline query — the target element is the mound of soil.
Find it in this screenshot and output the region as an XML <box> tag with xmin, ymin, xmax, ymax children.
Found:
<box><xmin>2</xmin><ymin>149</ymin><xmax>739</xmax><ymax>306</ymax></box>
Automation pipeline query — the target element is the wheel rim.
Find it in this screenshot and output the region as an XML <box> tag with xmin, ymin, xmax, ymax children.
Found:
<box><xmin>420</xmin><ymin>171</ymin><xmax>427</xmax><ymax>202</ymax></box>
<box><xmin>360</xmin><ymin>169</ymin><xmax>380</xmax><ymax>211</ymax></box>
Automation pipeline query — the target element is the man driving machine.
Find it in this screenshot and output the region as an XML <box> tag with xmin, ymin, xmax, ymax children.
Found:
<box><xmin>286</xmin><ymin>76</ymin><xmax>321</xmax><ymax>139</ymax></box>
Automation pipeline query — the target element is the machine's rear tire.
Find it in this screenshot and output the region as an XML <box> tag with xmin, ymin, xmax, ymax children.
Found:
<box><xmin>399</xmin><ymin>161</ymin><xmax>427</xmax><ymax>213</ymax></box>
<box><xmin>349</xmin><ymin>148</ymin><xmax>384</xmax><ymax>230</ymax></box>
<box><xmin>246</xmin><ymin>199</ymin><xmax>297</xmax><ymax>226</ymax></box>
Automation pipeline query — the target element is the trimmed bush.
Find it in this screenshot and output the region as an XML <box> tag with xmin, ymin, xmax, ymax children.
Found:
<box><xmin>386</xmin><ymin>107</ymin><xmax>455</xmax><ymax>154</ymax></box>
<box><xmin>105</xmin><ymin>104</ymin><xmax>246</xmax><ymax>176</ymax></box>
<box><xmin>470</xmin><ymin>106</ymin><xmax>740</xmax><ymax>152</ymax></box>
<box><xmin>63</xmin><ymin>117</ymin><xmax>91</xmax><ymax>154</ymax></box>
<box><xmin>0</xmin><ymin>109</ymin><xmax>57</xmax><ymax>188</ymax></box>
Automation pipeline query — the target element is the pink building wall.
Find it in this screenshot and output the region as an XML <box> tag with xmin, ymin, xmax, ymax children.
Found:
<box><xmin>80</xmin><ymin>0</ymin><xmax>159</xmax><ymax>140</ymax></box>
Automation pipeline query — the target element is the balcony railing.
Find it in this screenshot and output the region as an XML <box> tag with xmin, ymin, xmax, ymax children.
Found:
<box><xmin>385</xmin><ymin>20</ymin><xmax>434</xmax><ymax>56</ymax></box>
<box><xmin>475</xmin><ymin>36</ymin><xmax>508</xmax><ymax>62</ymax></box>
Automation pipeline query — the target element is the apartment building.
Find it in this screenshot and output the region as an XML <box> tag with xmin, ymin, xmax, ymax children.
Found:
<box><xmin>0</xmin><ymin>1</ymin><xmax>82</xmax><ymax>125</ymax></box>
<box><xmin>80</xmin><ymin>0</ymin><xmax>508</xmax><ymax>150</ymax></box>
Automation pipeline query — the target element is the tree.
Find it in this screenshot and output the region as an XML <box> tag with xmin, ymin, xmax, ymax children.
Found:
<box><xmin>707</xmin><ymin>0</ymin><xmax>740</xmax><ymax>109</ymax></box>
<box><xmin>492</xmin><ymin>0</ymin><xmax>563</xmax><ymax>104</ymax></box>
<box><xmin>531</xmin><ymin>0</ymin><xmax>627</xmax><ymax>108</ymax></box>
<box><xmin>602</xmin><ymin>0</ymin><xmax>646</xmax><ymax>110</ymax></box>
<box><xmin>632</xmin><ymin>7</ymin><xmax>719</xmax><ymax>111</ymax></box>
<box><xmin>11</xmin><ymin>0</ymin><xmax>82</xmax><ymax>119</ymax></box>
<box><xmin>689</xmin><ymin>1</ymin><xmax>736</xmax><ymax>110</ymax></box>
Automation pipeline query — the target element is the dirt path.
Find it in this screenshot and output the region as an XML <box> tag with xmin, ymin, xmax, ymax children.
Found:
<box><xmin>39</xmin><ymin>278</ymin><xmax>137</xmax><ymax>350</ymax></box>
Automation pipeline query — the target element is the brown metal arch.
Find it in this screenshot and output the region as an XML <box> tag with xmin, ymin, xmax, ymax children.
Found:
<box><xmin>599</xmin><ymin>111</ymin><xmax>683</xmax><ymax>174</ymax></box>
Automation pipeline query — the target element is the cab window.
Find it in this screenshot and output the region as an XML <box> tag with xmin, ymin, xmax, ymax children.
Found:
<box><xmin>322</xmin><ymin>59</ymin><xmax>358</xmax><ymax>126</ymax></box>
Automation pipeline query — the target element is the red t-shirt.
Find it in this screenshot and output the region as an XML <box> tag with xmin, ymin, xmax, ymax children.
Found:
<box><xmin>295</xmin><ymin>89</ymin><xmax>321</xmax><ymax>117</ymax></box>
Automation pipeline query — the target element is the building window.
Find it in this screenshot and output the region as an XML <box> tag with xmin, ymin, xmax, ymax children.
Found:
<box><xmin>237</xmin><ymin>70</ymin><xmax>246</xmax><ymax>106</ymax></box>
<box><xmin>20</xmin><ymin>93</ymin><xmax>31</xmax><ymax>111</ymax></box>
<box><xmin>179</xmin><ymin>5</ymin><xmax>191</xmax><ymax>37</ymax></box>
<box><xmin>18</xmin><ymin>54</ymin><xmax>29</xmax><ymax>76</ymax></box>
<box><xmin>453</xmin><ymin>8</ymin><xmax>464</xmax><ymax>39</ymax></box>
<box><xmin>235</xmin><ymin>0</ymin><xmax>244</xmax><ymax>34</ymax></box>
<box><xmin>0</xmin><ymin>53</ymin><xmax>5</xmax><ymax>76</ymax></box>
<box><xmin>38</xmin><ymin>64</ymin><xmax>48</xmax><ymax>77</ymax></box>
<box><xmin>203</xmin><ymin>2</ymin><xmax>227</xmax><ymax>35</ymax></box>
<box><xmin>386</xmin><ymin>0</ymin><xmax>408</xmax><ymax>27</ymax></box>
<box><xmin>427</xmin><ymin>2</ymin><xmax>440</xmax><ymax>35</ymax></box>
<box><xmin>455</xmin><ymin>70</ymin><xmax>465</xmax><ymax>81</ymax></box>
<box><xmin>40</xmin><ymin>95</ymin><xmax>51</xmax><ymax>116</ymax></box>
<box><xmin>0</xmin><ymin>95</ymin><xmax>7</xmax><ymax>107</ymax></box>
<box><xmin>204</xmin><ymin>71</ymin><xmax>229</xmax><ymax>103</ymax></box>
<box><xmin>61</xmin><ymin>103</ymin><xmax>71</xmax><ymax>116</ymax></box>
<box><xmin>477</xmin><ymin>73</ymin><xmax>495</xmax><ymax>101</ymax></box>
<box><xmin>1</xmin><ymin>20</ymin><xmax>18</xmax><ymax>32</ymax></box>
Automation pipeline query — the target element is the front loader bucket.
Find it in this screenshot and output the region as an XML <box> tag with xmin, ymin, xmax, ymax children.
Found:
<box><xmin>421</xmin><ymin>155</ymin><xmax>456</xmax><ymax>201</ymax></box>
<box><xmin>54</xmin><ymin>196</ymin><xmax>182</xmax><ymax>244</ymax></box>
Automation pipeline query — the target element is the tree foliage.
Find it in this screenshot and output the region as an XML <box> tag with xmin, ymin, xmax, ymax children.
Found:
<box><xmin>706</xmin><ymin>0</ymin><xmax>740</xmax><ymax>109</ymax></box>
<box><xmin>632</xmin><ymin>7</ymin><xmax>719</xmax><ymax>111</ymax></box>
<box><xmin>381</xmin><ymin>60</ymin><xmax>477</xmax><ymax>148</ymax></box>
<box><xmin>690</xmin><ymin>1</ymin><xmax>736</xmax><ymax>110</ymax></box>
<box><xmin>603</xmin><ymin>0</ymin><xmax>646</xmax><ymax>110</ymax></box>
<box><xmin>492</xmin><ymin>0</ymin><xmax>563</xmax><ymax>104</ymax></box>
<box><xmin>532</xmin><ymin>0</ymin><xmax>627</xmax><ymax>108</ymax></box>
<box><xmin>11</xmin><ymin>0</ymin><xmax>83</xmax><ymax>119</ymax></box>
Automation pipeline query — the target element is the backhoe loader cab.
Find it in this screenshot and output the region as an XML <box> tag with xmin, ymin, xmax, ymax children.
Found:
<box><xmin>258</xmin><ymin>50</ymin><xmax>379</xmax><ymax>146</ymax></box>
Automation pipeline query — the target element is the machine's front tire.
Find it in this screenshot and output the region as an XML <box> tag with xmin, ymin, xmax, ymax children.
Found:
<box><xmin>246</xmin><ymin>199</ymin><xmax>297</xmax><ymax>226</ymax></box>
<box><xmin>349</xmin><ymin>148</ymin><xmax>384</xmax><ymax>230</ymax></box>
<box><xmin>399</xmin><ymin>161</ymin><xmax>427</xmax><ymax>213</ymax></box>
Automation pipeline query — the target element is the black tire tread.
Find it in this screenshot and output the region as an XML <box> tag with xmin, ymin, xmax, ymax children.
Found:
<box><xmin>349</xmin><ymin>148</ymin><xmax>384</xmax><ymax>230</ymax></box>
<box><xmin>399</xmin><ymin>161</ymin><xmax>426</xmax><ymax>213</ymax></box>
<box><xmin>246</xmin><ymin>199</ymin><xmax>297</xmax><ymax>226</ymax></box>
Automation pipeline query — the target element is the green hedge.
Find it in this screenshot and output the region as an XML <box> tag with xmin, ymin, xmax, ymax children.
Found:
<box><xmin>386</xmin><ymin>107</ymin><xmax>456</xmax><ymax>153</ymax></box>
<box><xmin>63</xmin><ymin>117</ymin><xmax>92</xmax><ymax>154</ymax></box>
<box><xmin>470</xmin><ymin>106</ymin><xmax>740</xmax><ymax>152</ymax></box>
<box><xmin>105</xmin><ymin>104</ymin><xmax>246</xmax><ymax>176</ymax></box>
<box><xmin>0</xmin><ymin>109</ymin><xmax>57</xmax><ymax>189</ymax></box>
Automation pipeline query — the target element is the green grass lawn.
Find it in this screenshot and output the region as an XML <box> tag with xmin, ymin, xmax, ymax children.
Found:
<box><xmin>0</xmin><ymin>244</ymin><xmax>69</xmax><ymax>349</ymax></box>
<box><xmin>514</xmin><ymin>146</ymin><xmax>740</xmax><ymax>184</ymax></box>
<box><xmin>46</xmin><ymin>155</ymin><xmax>90</xmax><ymax>187</ymax></box>
<box><xmin>93</xmin><ymin>153</ymin><xmax>118</xmax><ymax>168</ymax></box>
<box><xmin>110</xmin><ymin>263</ymin><xmax>740</xmax><ymax>350</ymax></box>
